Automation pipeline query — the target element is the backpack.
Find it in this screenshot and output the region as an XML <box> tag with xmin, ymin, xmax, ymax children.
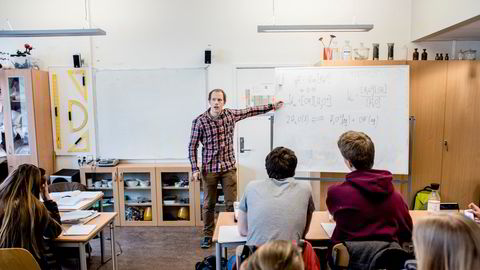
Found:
<box><xmin>195</xmin><ymin>255</ymin><xmax>227</xmax><ymax>270</ymax></box>
<box><xmin>412</xmin><ymin>186</ymin><xmax>435</xmax><ymax>210</ymax></box>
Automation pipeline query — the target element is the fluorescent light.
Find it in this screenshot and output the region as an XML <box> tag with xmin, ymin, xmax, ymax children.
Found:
<box><xmin>258</xmin><ymin>24</ymin><xmax>373</xmax><ymax>33</ymax></box>
<box><xmin>0</xmin><ymin>28</ymin><xmax>106</xmax><ymax>37</ymax></box>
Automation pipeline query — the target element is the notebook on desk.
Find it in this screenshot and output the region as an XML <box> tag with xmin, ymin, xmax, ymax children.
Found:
<box><xmin>218</xmin><ymin>225</ymin><xmax>247</xmax><ymax>243</ymax></box>
<box><xmin>63</xmin><ymin>224</ymin><xmax>97</xmax><ymax>236</ymax></box>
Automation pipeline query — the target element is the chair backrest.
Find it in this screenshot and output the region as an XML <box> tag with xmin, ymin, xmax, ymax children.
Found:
<box><xmin>332</xmin><ymin>243</ymin><xmax>350</xmax><ymax>269</ymax></box>
<box><xmin>0</xmin><ymin>248</ymin><xmax>41</xmax><ymax>270</ymax></box>
<box><xmin>48</xmin><ymin>182</ymin><xmax>87</xmax><ymax>192</ymax></box>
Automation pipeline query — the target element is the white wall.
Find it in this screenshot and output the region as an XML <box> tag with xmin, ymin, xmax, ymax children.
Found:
<box><xmin>411</xmin><ymin>0</ymin><xmax>480</xmax><ymax>41</ymax></box>
<box><xmin>1</xmin><ymin>0</ymin><xmax>479</xmax><ymax>170</ymax></box>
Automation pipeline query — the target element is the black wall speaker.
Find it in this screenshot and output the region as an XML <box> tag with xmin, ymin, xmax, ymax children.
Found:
<box><xmin>204</xmin><ymin>50</ymin><xmax>211</xmax><ymax>64</ymax></box>
<box><xmin>73</xmin><ymin>54</ymin><xmax>81</xmax><ymax>68</ymax></box>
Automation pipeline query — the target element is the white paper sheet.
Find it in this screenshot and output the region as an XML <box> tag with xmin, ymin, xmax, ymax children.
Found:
<box><xmin>63</xmin><ymin>224</ymin><xmax>97</xmax><ymax>236</ymax></box>
<box><xmin>321</xmin><ymin>223</ymin><xmax>336</xmax><ymax>238</ymax></box>
<box><xmin>218</xmin><ymin>225</ymin><xmax>247</xmax><ymax>243</ymax></box>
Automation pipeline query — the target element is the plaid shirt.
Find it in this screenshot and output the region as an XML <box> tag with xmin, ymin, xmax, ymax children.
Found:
<box><xmin>188</xmin><ymin>104</ymin><xmax>273</xmax><ymax>173</ymax></box>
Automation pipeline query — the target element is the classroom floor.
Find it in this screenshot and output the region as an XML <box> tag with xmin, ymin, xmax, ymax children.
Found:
<box><xmin>62</xmin><ymin>226</ymin><xmax>229</xmax><ymax>270</ymax></box>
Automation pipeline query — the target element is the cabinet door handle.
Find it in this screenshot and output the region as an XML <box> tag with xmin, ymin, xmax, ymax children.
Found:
<box><xmin>120</xmin><ymin>172</ymin><xmax>123</xmax><ymax>182</ymax></box>
<box><xmin>444</xmin><ymin>140</ymin><xmax>448</xmax><ymax>151</ymax></box>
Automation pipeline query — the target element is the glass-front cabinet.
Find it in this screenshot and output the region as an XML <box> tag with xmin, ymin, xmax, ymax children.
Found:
<box><xmin>80</xmin><ymin>166</ymin><xmax>120</xmax><ymax>225</ymax></box>
<box><xmin>0</xmin><ymin>69</ymin><xmax>53</xmax><ymax>175</ymax></box>
<box><xmin>157</xmin><ymin>164</ymin><xmax>195</xmax><ymax>226</ymax></box>
<box><xmin>117</xmin><ymin>165</ymin><xmax>157</xmax><ymax>226</ymax></box>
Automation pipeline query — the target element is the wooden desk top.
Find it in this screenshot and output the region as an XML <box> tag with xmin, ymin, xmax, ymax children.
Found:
<box><xmin>55</xmin><ymin>212</ymin><xmax>117</xmax><ymax>243</ymax></box>
<box><xmin>214</xmin><ymin>210</ymin><xmax>433</xmax><ymax>243</ymax></box>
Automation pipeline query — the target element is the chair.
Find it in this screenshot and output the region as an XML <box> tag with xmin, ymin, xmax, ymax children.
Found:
<box><xmin>332</xmin><ymin>243</ymin><xmax>350</xmax><ymax>269</ymax></box>
<box><xmin>0</xmin><ymin>248</ymin><xmax>41</xmax><ymax>270</ymax></box>
<box><xmin>331</xmin><ymin>241</ymin><xmax>413</xmax><ymax>270</ymax></box>
<box><xmin>48</xmin><ymin>182</ymin><xmax>87</xmax><ymax>192</ymax></box>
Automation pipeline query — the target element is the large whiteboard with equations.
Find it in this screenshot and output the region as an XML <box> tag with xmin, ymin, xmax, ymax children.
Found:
<box><xmin>274</xmin><ymin>66</ymin><xmax>409</xmax><ymax>174</ymax></box>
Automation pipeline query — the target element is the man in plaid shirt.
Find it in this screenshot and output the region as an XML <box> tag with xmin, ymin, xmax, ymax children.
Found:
<box><xmin>188</xmin><ymin>89</ymin><xmax>283</xmax><ymax>248</ymax></box>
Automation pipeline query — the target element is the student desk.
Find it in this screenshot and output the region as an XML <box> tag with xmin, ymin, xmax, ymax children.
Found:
<box><xmin>57</xmin><ymin>192</ymin><xmax>104</xmax><ymax>212</ymax></box>
<box><xmin>213</xmin><ymin>210</ymin><xmax>432</xmax><ymax>269</ymax></box>
<box><xmin>55</xmin><ymin>212</ymin><xmax>118</xmax><ymax>270</ymax></box>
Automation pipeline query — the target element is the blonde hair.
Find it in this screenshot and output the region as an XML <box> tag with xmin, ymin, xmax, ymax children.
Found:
<box><xmin>413</xmin><ymin>214</ymin><xmax>480</xmax><ymax>270</ymax></box>
<box><xmin>241</xmin><ymin>240</ymin><xmax>304</xmax><ymax>270</ymax></box>
<box><xmin>0</xmin><ymin>164</ymin><xmax>52</xmax><ymax>258</ymax></box>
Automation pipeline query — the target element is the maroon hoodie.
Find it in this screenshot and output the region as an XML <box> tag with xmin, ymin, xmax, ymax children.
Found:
<box><xmin>326</xmin><ymin>169</ymin><xmax>413</xmax><ymax>245</ymax></box>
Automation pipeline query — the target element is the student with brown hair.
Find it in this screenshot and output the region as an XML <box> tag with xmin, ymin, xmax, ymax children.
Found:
<box><xmin>326</xmin><ymin>131</ymin><xmax>412</xmax><ymax>245</ymax></box>
<box><xmin>240</xmin><ymin>240</ymin><xmax>305</xmax><ymax>270</ymax></box>
<box><xmin>413</xmin><ymin>214</ymin><xmax>480</xmax><ymax>270</ymax></box>
<box><xmin>0</xmin><ymin>164</ymin><xmax>62</xmax><ymax>270</ymax></box>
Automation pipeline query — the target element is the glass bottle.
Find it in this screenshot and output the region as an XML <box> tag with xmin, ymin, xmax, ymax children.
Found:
<box><xmin>445</xmin><ymin>53</ymin><xmax>449</xmax><ymax>60</ymax></box>
<box><xmin>413</xmin><ymin>48</ymin><xmax>419</xmax><ymax>60</ymax></box>
<box><xmin>427</xmin><ymin>183</ymin><xmax>441</xmax><ymax>212</ymax></box>
<box><xmin>372</xmin><ymin>43</ymin><xmax>379</xmax><ymax>60</ymax></box>
<box><xmin>439</xmin><ymin>53</ymin><xmax>444</xmax><ymax>60</ymax></box>
<box><xmin>435</xmin><ymin>53</ymin><xmax>439</xmax><ymax>60</ymax></box>
<box><xmin>332</xmin><ymin>41</ymin><xmax>340</xmax><ymax>60</ymax></box>
<box><xmin>387</xmin><ymin>43</ymin><xmax>394</xmax><ymax>60</ymax></box>
<box><xmin>421</xmin><ymin>49</ymin><xmax>428</xmax><ymax>60</ymax></box>
<box><xmin>343</xmin><ymin>40</ymin><xmax>352</xmax><ymax>60</ymax></box>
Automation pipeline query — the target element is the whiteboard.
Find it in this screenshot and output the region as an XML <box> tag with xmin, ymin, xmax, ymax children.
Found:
<box><xmin>95</xmin><ymin>68</ymin><xmax>207</xmax><ymax>159</ymax></box>
<box><xmin>274</xmin><ymin>66</ymin><xmax>409</xmax><ymax>174</ymax></box>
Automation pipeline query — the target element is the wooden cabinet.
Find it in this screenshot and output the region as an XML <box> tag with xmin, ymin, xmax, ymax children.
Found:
<box><xmin>80</xmin><ymin>166</ymin><xmax>120</xmax><ymax>225</ymax></box>
<box><xmin>80</xmin><ymin>163</ymin><xmax>196</xmax><ymax>226</ymax></box>
<box><xmin>0</xmin><ymin>69</ymin><xmax>54</xmax><ymax>175</ymax></box>
<box><xmin>117</xmin><ymin>164</ymin><xmax>157</xmax><ymax>226</ymax></box>
<box><xmin>441</xmin><ymin>61</ymin><xmax>480</xmax><ymax>207</ymax></box>
<box><xmin>410</xmin><ymin>60</ymin><xmax>480</xmax><ymax>208</ymax></box>
<box><xmin>156</xmin><ymin>164</ymin><xmax>195</xmax><ymax>226</ymax></box>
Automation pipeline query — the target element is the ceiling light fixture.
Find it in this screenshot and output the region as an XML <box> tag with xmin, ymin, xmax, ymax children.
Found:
<box><xmin>0</xmin><ymin>28</ymin><xmax>106</xmax><ymax>37</ymax></box>
<box><xmin>257</xmin><ymin>24</ymin><xmax>374</xmax><ymax>33</ymax></box>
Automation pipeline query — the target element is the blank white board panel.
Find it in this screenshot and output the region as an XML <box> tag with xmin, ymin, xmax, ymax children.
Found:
<box><xmin>95</xmin><ymin>68</ymin><xmax>207</xmax><ymax>159</ymax></box>
<box><xmin>274</xmin><ymin>66</ymin><xmax>409</xmax><ymax>174</ymax></box>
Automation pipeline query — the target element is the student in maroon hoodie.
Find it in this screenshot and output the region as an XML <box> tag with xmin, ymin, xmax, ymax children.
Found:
<box><xmin>326</xmin><ymin>131</ymin><xmax>413</xmax><ymax>246</ymax></box>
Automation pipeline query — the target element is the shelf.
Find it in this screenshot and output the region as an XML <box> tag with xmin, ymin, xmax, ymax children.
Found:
<box><xmin>163</xmin><ymin>203</ymin><xmax>189</xmax><ymax>207</ymax></box>
<box><xmin>125</xmin><ymin>202</ymin><xmax>152</xmax><ymax>206</ymax></box>
<box><xmin>162</xmin><ymin>186</ymin><xmax>189</xmax><ymax>190</ymax></box>
<box><xmin>87</xmin><ymin>187</ymin><xmax>113</xmax><ymax>190</ymax></box>
<box><xmin>125</xmin><ymin>186</ymin><xmax>151</xmax><ymax>190</ymax></box>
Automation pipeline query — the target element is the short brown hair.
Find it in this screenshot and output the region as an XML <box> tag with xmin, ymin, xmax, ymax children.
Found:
<box><xmin>208</xmin><ymin>89</ymin><xmax>226</xmax><ymax>103</ymax></box>
<box><xmin>265</xmin><ymin>147</ymin><xmax>297</xmax><ymax>180</ymax></box>
<box><xmin>337</xmin><ymin>131</ymin><xmax>375</xmax><ymax>170</ymax></box>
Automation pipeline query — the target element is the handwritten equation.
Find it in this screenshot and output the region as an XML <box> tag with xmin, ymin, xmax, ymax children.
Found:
<box><xmin>284</xmin><ymin>113</ymin><xmax>379</xmax><ymax>128</ymax></box>
<box><xmin>284</xmin><ymin>94</ymin><xmax>333</xmax><ymax>109</ymax></box>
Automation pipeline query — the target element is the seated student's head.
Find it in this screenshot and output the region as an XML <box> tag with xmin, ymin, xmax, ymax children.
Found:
<box><xmin>0</xmin><ymin>164</ymin><xmax>49</xmax><ymax>257</ymax></box>
<box><xmin>241</xmin><ymin>240</ymin><xmax>304</xmax><ymax>270</ymax></box>
<box><xmin>413</xmin><ymin>214</ymin><xmax>480</xmax><ymax>270</ymax></box>
<box><xmin>337</xmin><ymin>131</ymin><xmax>375</xmax><ymax>171</ymax></box>
<box><xmin>265</xmin><ymin>147</ymin><xmax>297</xmax><ymax>180</ymax></box>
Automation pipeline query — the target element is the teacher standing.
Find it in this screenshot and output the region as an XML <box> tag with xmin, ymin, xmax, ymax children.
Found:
<box><xmin>188</xmin><ymin>88</ymin><xmax>283</xmax><ymax>248</ymax></box>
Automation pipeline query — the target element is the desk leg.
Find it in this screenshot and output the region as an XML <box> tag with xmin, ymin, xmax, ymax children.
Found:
<box><xmin>100</xmin><ymin>229</ymin><xmax>105</xmax><ymax>263</ymax></box>
<box><xmin>110</xmin><ymin>222</ymin><xmax>117</xmax><ymax>270</ymax></box>
<box><xmin>216</xmin><ymin>242</ymin><xmax>221</xmax><ymax>270</ymax></box>
<box><xmin>79</xmin><ymin>243</ymin><xmax>87</xmax><ymax>270</ymax></box>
